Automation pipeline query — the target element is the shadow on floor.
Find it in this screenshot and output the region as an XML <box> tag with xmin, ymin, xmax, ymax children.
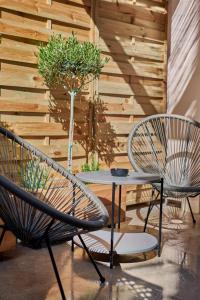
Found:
<box><xmin>0</xmin><ymin>240</ymin><xmax>163</xmax><ymax>300</ymax></box>
<box><xmin>72</xmin><ymin>251</ymin><xmax>163</xmax><ymax>300</ymax></box>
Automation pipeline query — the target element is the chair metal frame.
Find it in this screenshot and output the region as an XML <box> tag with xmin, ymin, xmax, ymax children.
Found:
<box><xmin>128</xmin><ymin>114</ymin><xmax>200</xmax><ymax>253</ymax></box>
<box><xmin>0</xmin><ymin>127</ymin><xmax>109</xmax><ymax>300</ymax></box>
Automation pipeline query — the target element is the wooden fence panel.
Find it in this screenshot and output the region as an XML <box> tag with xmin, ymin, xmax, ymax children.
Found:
<box><xmin>95</xmin><ymin>0</ymin><xmax>167</xmax><ymax>204</ymax></box>
<box><xmin>0</xmin><ymin>0</ymin><xmax>167</xmax><ymax>205</ymax></box>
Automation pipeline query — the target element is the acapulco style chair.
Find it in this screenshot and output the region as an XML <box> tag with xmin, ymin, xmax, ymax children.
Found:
<box><xmin>0</xmin><ymin>127</ymin><xmax>109</xmax><ymax>300</ymax></box>
<box><xmin>128</xmin><ymin>114</ymin><xmax>200</xmax><ymax>249</ymax></box>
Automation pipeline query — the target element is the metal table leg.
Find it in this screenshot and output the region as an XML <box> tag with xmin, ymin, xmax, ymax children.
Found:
<box><xmin>118</xmin><ymin>185</ymin><xmax>122</xmax><ymax>229</ymax></box>
<box><xmin>158</xmin><ymin>178</ymin><xmax>164</xmax><ymax>257</ymax></box>
<box><xmin>110</xmin><ymin>182</ymin><xmax>116</xmax><ymax>269</ymax></box>
<box><xmin>71</xmin><ymin>184</ymin><xmax>76</xmax><ymax>252</ymax></box>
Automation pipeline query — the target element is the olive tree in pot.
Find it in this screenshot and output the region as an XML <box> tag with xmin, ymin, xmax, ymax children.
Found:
<box><xmin>38</xmin><ymin>34</ymin><xmax>108</xmax><ymax>172</ymax></box>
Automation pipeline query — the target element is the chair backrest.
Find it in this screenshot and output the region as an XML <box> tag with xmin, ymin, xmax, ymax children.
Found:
<box><xmin>0</xmin><ymin>128</ymin><xmax>108</xmax><ymax>246</ymax></box>
<box><xmin>128</xmin><ymin>114</ymin><xmax>200</xmax><ymax>187</ymax></box>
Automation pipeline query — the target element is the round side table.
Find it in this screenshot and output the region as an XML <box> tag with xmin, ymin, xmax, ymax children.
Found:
<box><xmin>76</xmin><ymin>170</ymin><xmax>163</xmax><ymax>268</ymax></box>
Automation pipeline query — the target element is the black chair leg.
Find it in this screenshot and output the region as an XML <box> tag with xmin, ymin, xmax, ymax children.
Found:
<box><xmin>78</xmin><ymin>235</ymin><xmax>105</xmax><ymax>284</ymax></box>
<box><xmin>144</xmin><ymin>189</ymin><xmax>158</xmax><ymax>232</ymax></box>
<box><xmin>71</xmin><ymin>238</ymin><xmax>74</xmax><ymax>252</ymax></box>
<box><xmin>186</xmin><ymin>197</ymin><xmax>196</xmax><ymax>224</ymax></box>
<box><xmin>45</xmin><ymin>237</ymin><xmax>66</xmax><ymax>300</ymax></box>
<box><xmin>0</xmin><ymin>227</ymin><xmax>6</xmax><ymax>246</ymax></box>
<box><xmin>144</xmin><ymin>201</ymin><xmax>153</xmax><ymax>232</ymax></box>
<box><xmin>158</xmin><ymin>178</ymin><xmax>164</xmax><ymax>257</ymax></box>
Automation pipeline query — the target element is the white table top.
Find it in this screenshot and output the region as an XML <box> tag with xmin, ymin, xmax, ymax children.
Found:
<box><xmin>73</xmin><ymin>230</ymin><xmax>158</xmax><ymax>255</ymax></box>
<box><xmin>76</xmin><ymin>170</ymin><xmax>160</xmax><ymax>185</ymax></box>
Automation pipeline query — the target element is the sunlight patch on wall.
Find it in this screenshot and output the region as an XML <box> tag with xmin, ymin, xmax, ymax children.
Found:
<box><xmin>167</xmin><ymin>0</ymin><xmax>200</xmax><ymax>113</ymax></box>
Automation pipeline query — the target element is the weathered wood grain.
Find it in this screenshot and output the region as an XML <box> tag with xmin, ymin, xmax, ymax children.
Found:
<box><xmin>0</xmin><ymin>18</ymin><xmax>88</xmax><ymax>43</ymax></box>
<box><xmin>100</xmin><ymin>37</ymin><xmax>165</xmax><ymax>61</ymax></box>
<box><xmin>99</xmin><ymin>17</ymin><xmax>165</xmax><ymax>42</ymax></box>
<box><xmin>0</xmin><ymin>0</ymin><xmax>167</xmax><ymax>205</ymax></box>
<box><xmin>0</xmin><ymin>0</ymin><xmax>91</xmax><ymax>29</ymax></box>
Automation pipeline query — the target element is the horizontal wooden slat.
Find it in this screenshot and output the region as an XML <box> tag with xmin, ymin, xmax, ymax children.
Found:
<box><xmin>0</xmin><ymin>99</ymin><xmax>48</xmax><ymax>113</ymax></box>
<box><xmin>0</xmin><ymin>68</ymin><xmax>44</xmax><ymax>89</ymax></box>
<box><xmin>0</xmin><ymin>114</ymin><xmax>44</xmax><ymax>122</ymax></box>
<box><xmin>0</xmin><ymin>45</ymin><xmax>37</xmax><ymax>64</ymax></box>
<box><xmin>12</xmin><ymin>122</ymin><xmax>66</xmax><ymax>137</ymax></box>
<box><xmin>0</xmin><ymin>97</ymin><xmax>90</xmax><ymax>113</ymax></box>
<box><xmin>100</xmin><ymin>101</ymin><xmax>164</xmax><ymax>115</ymax></box>
<box><xmin>99</xmin><ymin>7</ymin><xmax>132</xmax><ymax>23</ymax></box>
<box><xmin>0</xmin><ymin>18</ymin><xmax>88</xmax><ymax>43</ymax></box>
<box><xmin>0</xmin><ymin>19</ymin><xmax>47</xmax><ymax>42</ymax></box>
<box><xmin>99</xmin><ymin>17</ymin><xmax>165</xmax><ymax>42</ymax></box>
<box><xmin>100</xmin><ymin>73</ymin><xmax>164</xmax><ymax>84</ymax></box>
<box><xmin>98</xmin><ymin>7</ymin><xmax>166</xmax><ymax>31</ymax></box>
<box><xmin>10</xmin><ymin>122</ymin><xmax>89</xmax><ymax>136</ymax></box>
<box><xmin>62</xmin><ymin>0</ymin><xmax>91</xmax><ymax>6</ymax></box>
<box><xmin>97</xmin><ymin>122</ymin><xmax>133</xmax><ymax>135</ymax></box>
<box><xmin>100</xmin><ymin>37</ymin><xmax>164</xmax><ymax>61</ymax></box>
<box><xmin>135</xmin><ymin>0</ymin><xmax>166</xmax><ymax>13</ymax></box>
<box><xmin>99</xmin><ymin>0</ymin><xmax>167</xmax><ymax>15</ymax></box>
<box><xmin>37</xmin><ymin>144</ymin><xmax>86</xmax><ymax>158</ymax></box>
<box><xmin>0</xmin><ymin>0</ymin><xmax>91</xmax><ymax>29</ymax></box>
<box><xmin>99</xmin><ymin>80</ymin><xmax>164</xmax><ymax>97</ymax></box>
<box><xmin>103</xmin><ymin>59</ymin><xmax>164</xmax><ymax>79</ymax></box>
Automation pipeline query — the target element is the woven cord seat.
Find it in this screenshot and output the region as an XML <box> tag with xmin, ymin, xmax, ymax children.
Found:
<box><xmin>0</xmin><ymin>127</ymin><xmax>109</xmax><ymax>300</ymax></box>
<box><xmin>128</xmin><ymin>114</ymin><xmax>200</xmax><ymax>252</ymax></box>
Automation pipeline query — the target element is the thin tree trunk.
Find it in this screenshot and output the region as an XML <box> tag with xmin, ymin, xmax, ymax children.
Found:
<box><xmin>67</xmin><ymin>91</ymin><xmax>76</xmax><ymax>173</ymax></box>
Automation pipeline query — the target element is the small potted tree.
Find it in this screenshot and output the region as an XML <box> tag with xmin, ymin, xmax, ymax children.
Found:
<box><xmin>37</xmin><ymin>35</ymin><xmax>126</xmax><ymax>223</ymax></box>
<box><xmin>38</xmin><ymin>33</ymin><xmax>108</xmax><ymax>172</ymax></box>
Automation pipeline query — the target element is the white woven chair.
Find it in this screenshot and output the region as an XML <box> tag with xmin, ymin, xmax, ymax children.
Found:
<box><xmin>128</xmin><ymin>114</ymin><xmax>200</xmax><ymax>235</ymax></box>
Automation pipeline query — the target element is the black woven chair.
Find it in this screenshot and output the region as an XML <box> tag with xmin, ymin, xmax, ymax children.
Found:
<box><xmin>0</xmin><ymin>127</ymin><xmax>109</xmax><ymax>300</ymax></box>
<box><xmin>128</xmin><ymin>114</ymin><xmax>200</xmax><ymax>252</ymax></box>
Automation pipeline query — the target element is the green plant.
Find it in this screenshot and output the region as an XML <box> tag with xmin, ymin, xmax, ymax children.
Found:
<box><xmin>38</xmin><ymin>33</ymin><xmax>109</xmax><ymax>173</ymax></box>
<box><xmin>20</xmin><ymin>160</ymin><xmax>49</xmax><ymax>191</ymax></box>
<box><xmin>81</xmin><ymin>157</ymin><xmax>100</xmax><ymax>172</ymax></box>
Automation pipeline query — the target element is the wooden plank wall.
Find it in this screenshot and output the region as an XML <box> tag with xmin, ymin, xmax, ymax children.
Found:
<box><xmin>93</xmin><ymin>0</ymin><xmax>167</xmax><ymax>204</ymax></box>
<box><xmin>0</xmin><ymin>0</ymin><xmax>167</xmax><ymax>205</ymax></box>
<box><xmin>0</xmin><ymin>0</ymin><xmax>92</xmax><ymax>172</ymax></box>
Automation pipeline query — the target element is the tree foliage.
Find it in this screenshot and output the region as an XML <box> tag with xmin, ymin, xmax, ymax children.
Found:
<box><xmin>38</xmin><ymin>33</ymin><xmax>108</xmax><ymax>172</ymax></box>
<box><xmin>38</xmin><ymin>33</ymin><xmax>108</xmax><ymax>92</ymax></box>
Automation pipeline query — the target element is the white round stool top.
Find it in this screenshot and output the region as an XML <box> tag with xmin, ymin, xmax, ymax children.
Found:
<box><xmin>74</xmin><ymin>230</ymin><xmax>158</xmax><ymax>255</ymax></box>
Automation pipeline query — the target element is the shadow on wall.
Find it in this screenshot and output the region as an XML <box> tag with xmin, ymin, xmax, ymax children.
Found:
<box><xmin>89</xmin><ymin>0</ymin><xmax>161</xmax><ymax>115</ymax></box>
<box><xmin>93</xmin><ymin>98</ymin><xmax>118</xmax><ymax>166</ymax></box>
<box><xmin>167</xmin><ymin>0</ymin><xmax>200</xmax><ymax>120</ymax></box>
<box><xmin>49</xmin><ymin>88</ymin><xmax>117</xmax><ymax>167</ymax></box>
<box><xmin>49</xmin><ymin>0</ymin><xmax>166</xmax><ymax>169</ymax></box>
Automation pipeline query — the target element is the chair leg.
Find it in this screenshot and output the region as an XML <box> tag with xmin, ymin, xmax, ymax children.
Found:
<box><xmin>78</xmin><ymin>235</ymin><xmax>105</xmax><ymax>284</ymax></box>
<box><xmin>144</xmin><ymin>189</ymin><xmax>158</xmax><ymax>232</ymax></box>
<box><xmin>186</xmin><ymin>197</ymin><xmax>196</xmax><ymax>224</ymax></box>
<box><xmin>0</xmin><ymin>227</ymin><xmax>6</xmax><ymax>246</ymax></box>
<box><xmin>45</xmin><ymin>237</ymin><xmax>66</xmax><ymax>300</ymax></box>
<box><xmin>71</xmin><ymin>238</ymin><xmax>74</xmax><ymax>252</ymax></box>
<box><xmin>158</xmin><ymin>179</ymin><xmax>164</xmax><ymax>257</ymax></box>
<box><xmin>144</xmin><ymin>201</ymin><xmax>153</xmax><ymax>232</ymax></box>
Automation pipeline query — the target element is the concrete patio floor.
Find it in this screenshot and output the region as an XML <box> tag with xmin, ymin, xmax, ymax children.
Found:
<box><xmin>0</xmin><ymin>204</ymin><xmax>199</xmax><ymax>300</ymax></box>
